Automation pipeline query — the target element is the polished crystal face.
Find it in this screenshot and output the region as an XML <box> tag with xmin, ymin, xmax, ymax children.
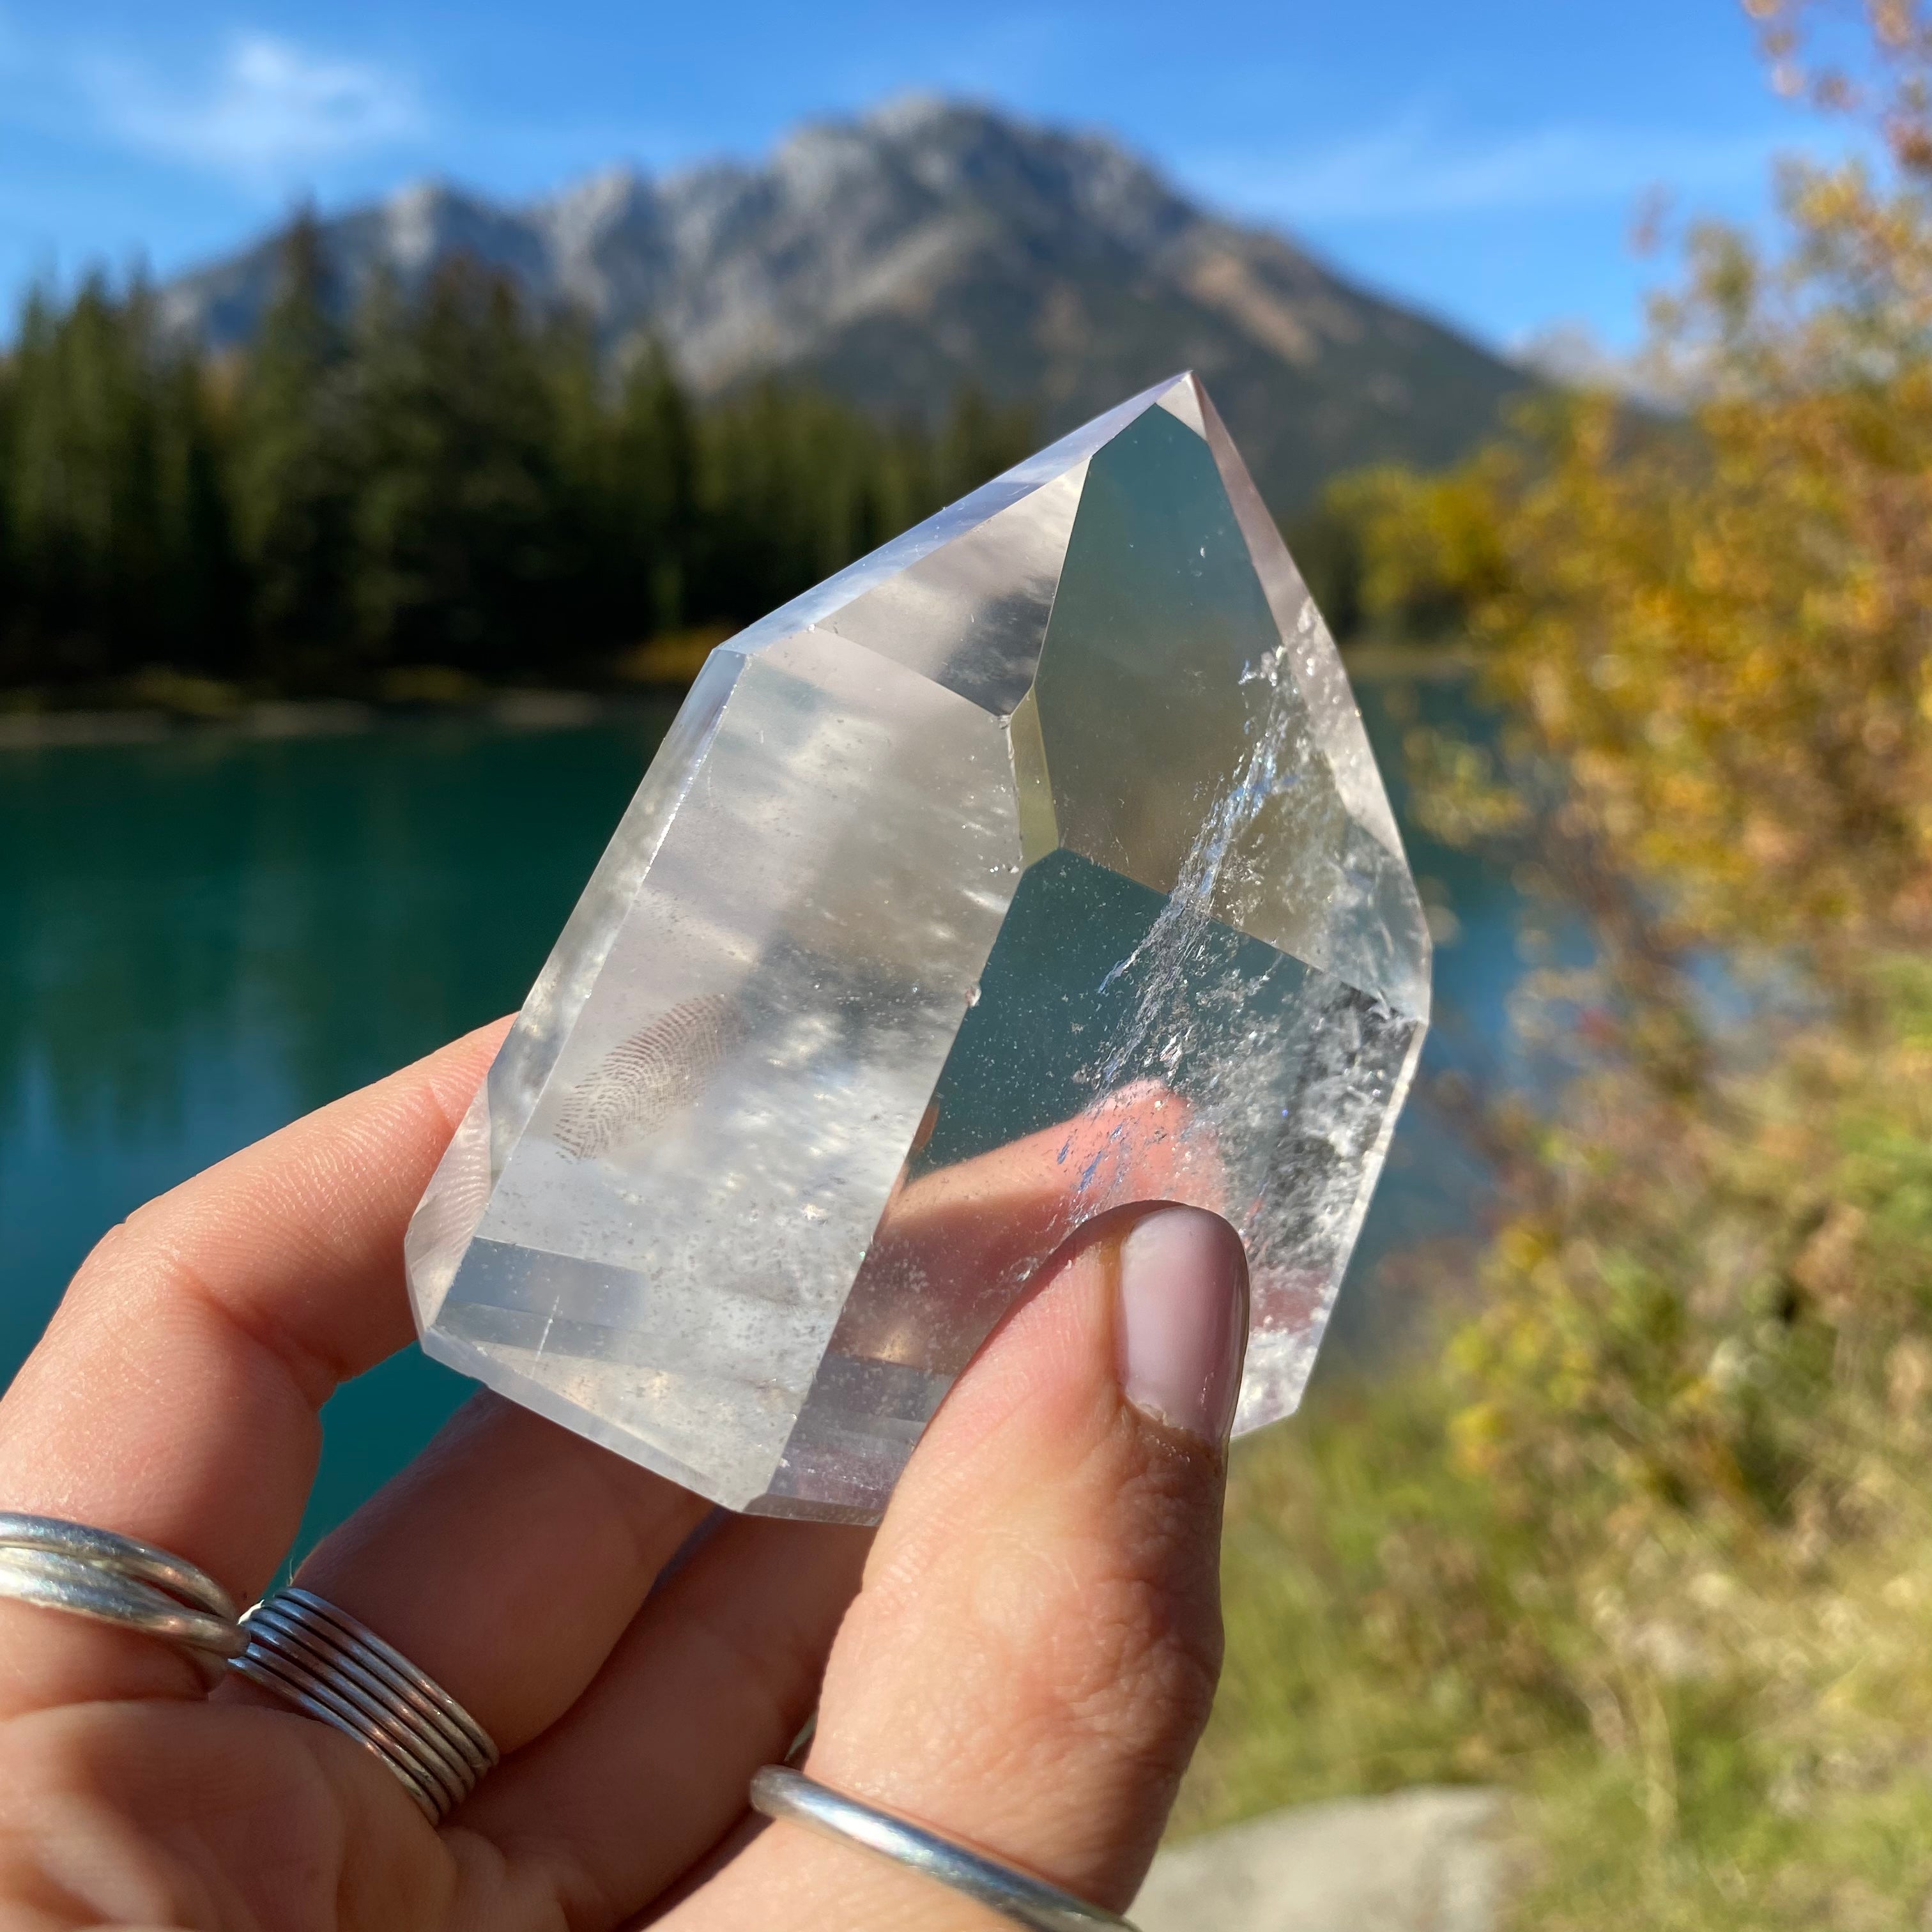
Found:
<box><xmin>405</xmin><ymin>374</ymin><xmax>1430</xmax><ymax>1522</ymax></box>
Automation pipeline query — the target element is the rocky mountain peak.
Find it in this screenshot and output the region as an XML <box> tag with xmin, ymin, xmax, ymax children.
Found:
<box><xmin>162</xmin><ymin>98</ymin><xmax>1528</xmax><ymax>508</ymax></box>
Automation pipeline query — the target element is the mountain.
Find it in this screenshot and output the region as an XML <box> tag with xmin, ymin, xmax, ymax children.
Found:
<box><xmin>163</xmin><ymin>95</ymin><xmax>1529</xmax><ymax>510</ymax></box>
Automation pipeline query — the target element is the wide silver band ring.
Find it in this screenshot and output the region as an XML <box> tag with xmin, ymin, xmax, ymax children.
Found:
<box><xmin>230</xmin><ymin>1588</ymin><xmax>498</xmax><ymax>1821</ymax></box>
<box><xmin>750</xmin><ymin>1765</ymin><xmax>1138</xmax><ymax>1931</ymax></box>
<box><xmin>0</xmin><ymin>1512</ymin><xmax>243</xmax><ymax>1675</ymax></box>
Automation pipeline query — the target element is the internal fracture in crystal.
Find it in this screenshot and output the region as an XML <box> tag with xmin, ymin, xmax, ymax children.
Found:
<box><xmin>405</xmin><ymin>374</ymin><xmax>1431</xmax><ymax>1522</ymax></box>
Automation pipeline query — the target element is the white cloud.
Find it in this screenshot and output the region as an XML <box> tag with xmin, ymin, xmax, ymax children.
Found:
<box><xmin>1190</xmin><ymin>112</ymin><xmax>1789</xmax><ymax>224</ymax></box>
<box><xmin>85</xmin><ymin>33</ymin><xmax>424</xmax><ymax>175</ymax></box>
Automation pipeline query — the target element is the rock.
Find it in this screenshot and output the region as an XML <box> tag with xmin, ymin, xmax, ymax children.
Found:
<box><xmin>1134</xmin><ymin>1788</ymin><xmax>1508</xmax><ymax>1932</ymax></box>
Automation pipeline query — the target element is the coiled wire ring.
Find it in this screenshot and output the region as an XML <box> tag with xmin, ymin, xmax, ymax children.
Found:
<box><xmin>0</xmin><ymin>1512</ymin><xmax>243</xmax><ymax>1675</ymax></box>
<box><xmin>0</xmin><ymin>1519</ymin><xmax>498</xmax><ymax>1825</ymax></box>
<box><xmin>750</xmin><ymin>1765</ymin><xmax>1138</xmax><ymax>1931</ymax></box>
<box><xmin>230</xmin><ymin>1588</ymin><xmax>498</xmax><ymax>1821</ymax></box>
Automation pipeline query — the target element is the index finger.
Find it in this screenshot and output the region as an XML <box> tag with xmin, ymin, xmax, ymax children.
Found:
<box><xmin>0</xmin><ymin>1019</ymin><xmax>506</xmax><ymax>1717</ymax></box>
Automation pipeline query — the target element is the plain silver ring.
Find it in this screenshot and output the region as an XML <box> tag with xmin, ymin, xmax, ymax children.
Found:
<box><xmin>231</xmin><ymin>1588</ymin><xmax>498</xmax><ymax>1821</ymax></box>
<box><xmin>0</xmin><ymin>1515</ymin><xmax>243</xmax><ymax>1673</ymax></box>
<box><xmin>749</xmin><ymin>1765</ymin><xmax>1138</xmax><ymax>1931</ymax></box>
<box><xmin>0</xmin><ymin>1512</ymin><xmax>238</xmax><ymax>1621</ymax></box>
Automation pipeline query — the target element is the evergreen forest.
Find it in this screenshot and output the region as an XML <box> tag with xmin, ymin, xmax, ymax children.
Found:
<box><xmin>0</xmin><ymin>220</ymin><xmax>1036</xmax><ymax>702</ymax></box>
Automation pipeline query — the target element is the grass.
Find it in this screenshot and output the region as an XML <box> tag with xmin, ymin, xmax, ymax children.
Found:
<box><xmin>1185</xmin><ymin>1370</ymin><xmax>1932</xmax><ymax>1928</ymax></box>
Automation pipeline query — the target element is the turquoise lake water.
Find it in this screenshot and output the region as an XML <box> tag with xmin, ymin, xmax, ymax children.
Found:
<box><xmin>0</xmin><ymin>676</ymin><xmax>1522</xmax><ymax>1557</ymax></box>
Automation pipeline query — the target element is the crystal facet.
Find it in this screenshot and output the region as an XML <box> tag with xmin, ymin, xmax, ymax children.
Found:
<box><xmin>406</xmin><ymin>374</ymin><xmax>1430</xmax><ymax>1522</ymax></box>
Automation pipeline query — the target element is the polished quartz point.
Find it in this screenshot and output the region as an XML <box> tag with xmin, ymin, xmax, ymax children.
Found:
<box><xmin>406</xmin><ymin>373</ymin><xmax>1430</xmax><ymax>1522</ymax></box>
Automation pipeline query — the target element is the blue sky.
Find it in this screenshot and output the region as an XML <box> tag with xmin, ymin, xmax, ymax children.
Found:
<box><xmin>0</xmin><ymin>1</ymin><xmax>1852</xmax><ymax>355</ymax></box>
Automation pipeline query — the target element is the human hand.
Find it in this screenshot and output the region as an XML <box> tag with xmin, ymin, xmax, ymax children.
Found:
<box><xmin>0</xmin><ymin>1022</ymin><xmax>1248</xmax><ymax>1930</ymax></box>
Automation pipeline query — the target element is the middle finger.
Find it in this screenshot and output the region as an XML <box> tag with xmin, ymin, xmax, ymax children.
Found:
<box><xmin>222</xmin><ymin>1392</ymin><xmax>709</xmax><ymax>1752</ymax></box>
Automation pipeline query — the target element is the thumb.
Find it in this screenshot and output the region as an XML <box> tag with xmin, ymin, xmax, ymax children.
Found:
<box><xmin>682</xmin><ymin>1201</ymin><xmax>1248</xmax><ymax>1929</ymax></box>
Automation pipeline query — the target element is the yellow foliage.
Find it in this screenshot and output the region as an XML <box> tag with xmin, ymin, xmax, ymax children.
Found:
<box><xmin>1346</xmin><ymin>20</ymin><xmax>1932</xmax><ymax>958</ymax></box>
<box><xmin>1359</xmin><ymin>368</ymin><xmax>1932</xmax><ymax>953</ymax></box>
<box><xmin>611</xmin><ymin>624</ymin><xmax>735</xmax><ymax>686</ymax></box>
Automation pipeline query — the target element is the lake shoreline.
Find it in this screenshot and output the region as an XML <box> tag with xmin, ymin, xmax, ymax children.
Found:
<box><xmin>0</xmin><ymin>689</ymin><xmax>652</xmax><ymax>751</ymax></box>
<box><xmin>0</xmin><ymin>641</ymin><xmax>1476</xmax><ymax>751</ymax></box>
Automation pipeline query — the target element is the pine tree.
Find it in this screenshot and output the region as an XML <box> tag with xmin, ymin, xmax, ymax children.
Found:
<box><xmin>935</xmin><ymin>386</ymin><xmax>1035</xmax><ymax>503</ymax></box>
<box><xmin>231</xmin><ymin>211</ymin><xmax>356</xmax><ymax>686</ymax></box>
<box><xmin>349</xmin><ymin>258</ymin><xmax>575</xmax><ymax>677</ymax></box>
<box><xmin>606</xmin><ymin>341</ymin><xmax>699</xmax><ymax>638</ymax></box>
<box><xmin>695</xmin><ymin>381</ymin><xmax>898</xmax><ymax>625</ymax></box>
<box><xmin>3</xmin><ymin>275</ymin><xmax>172</xmax><ymax>681</ymax></box>
<box><xmin>148</xmin><ymin>336</ymin><xmax>245</xmax><ymax>677</ymax></box>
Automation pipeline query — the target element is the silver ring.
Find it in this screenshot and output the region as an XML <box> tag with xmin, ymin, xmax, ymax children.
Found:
<box><xmin>0</xmin><ymin>1513</ymin><xmax>244</xmax><ymax>1675</ymax></box>
<box><xmin>230</xmin><ymin>1588</ymin><xmax>498</xmax><ymax>1821</ymax></box>
<box><xmin>749</xmin><ymin>1765</ymin><xmax>1138</xmax><ymax>1931</ymax></box>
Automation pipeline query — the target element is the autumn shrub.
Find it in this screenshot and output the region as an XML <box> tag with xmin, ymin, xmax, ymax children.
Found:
<box><xmin>1192</xmin><ymin>8</ymin><xmax>1932</xmax><ymax>1924</ymax></box>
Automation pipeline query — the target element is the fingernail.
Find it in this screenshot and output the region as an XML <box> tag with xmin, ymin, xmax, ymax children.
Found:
<box><xmin>1116</xmin><ymin>1206</ymin><xmax>1249</xmax><ymax>1446</ymax></box>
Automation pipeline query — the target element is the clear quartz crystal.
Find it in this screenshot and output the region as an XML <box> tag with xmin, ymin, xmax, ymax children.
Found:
<box><xmin>406</xmin><ymin>374</ymin><xmax>1430</xmax><ymax>1522</ymax></box>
